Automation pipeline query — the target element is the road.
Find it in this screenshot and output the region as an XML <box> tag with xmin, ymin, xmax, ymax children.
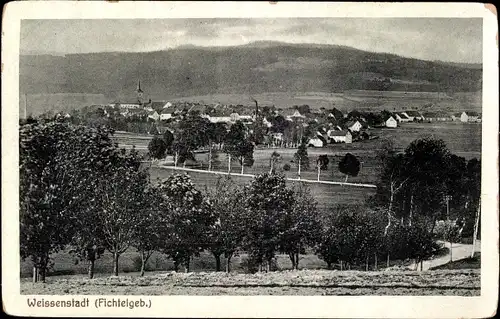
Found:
<box><xmin>410</xmin><ymin>240</ymin><xmax>481</xmax><ymax>271</ymax></box>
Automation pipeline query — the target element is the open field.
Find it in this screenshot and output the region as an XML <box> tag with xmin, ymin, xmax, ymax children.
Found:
<box><xmin>149</xmin><ymin>167</ymin><xmax>375</xmax><ymax>211</ymax></box>
<box><xmin>169</xmin><ymin>91</ymin><xmax>482</xmax><ymax>113</ymax></box>
<box><xmin>21</xmin><ymin>269</ymin><xmax>480</xmax><ymax>296</ymax></box>
<box><xmin>114</xmin><ymin>122</ymin><xmax>481</xmax><ymax>160</ymax></box>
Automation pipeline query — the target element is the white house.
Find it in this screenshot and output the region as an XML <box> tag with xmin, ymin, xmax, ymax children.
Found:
<box><xmin>346</xmin><ymin>120</ymin><xmax>363</xmax><ymax>132</ymax></box>
<box><xmin>163</xmin><ymin>102</ymin><xmax>173</xmax><ymax>109</ymax></box>
<box><xmin>209</xmin><ymin>110</ymin><xmax>232</xmax><ymax>123</ymax></box>
<box><xmin>282</xmin><ymin>109</ymin><xmax>305</xmax><ymax>121</ymax></box>
<box><xmin>160</xmin><ymin>107</ymin><xmax>175</xmax><ymax>121</ymax></box>
<box><xmin>117</xmin><ymin>102</ymin><xmax>142</xmax><ymax>110</ymax></box>
<box><xmin>385</xmin><ymin>116</ymin><xmax>398</xmax><ymax>128</ymax></box>
<box><xmin>423</xmin><ymin>112</ymin><xmax>450</xmax><ymax>122</ymax></box>
<box><xmin>148</xmin><ymin>110</ymin><xmax>160</xmax><ymax>121</ymax></box>
<box><xmin>327</xmin><ymin>130</ymin><xmax>352</xmax><ymax>144</ymax></box>
<box><xmin>460</xmin><ymin>111</ymin><xmax>480</xmax><ymax>123</ymax></box>
<box><xmin>394</xmin><ymin>112</ymin><xmax>411</xmax><ymax>123</ymax></box>
<box><xmin>402</xmin><ymin>111</ymin><xmax>424</xmax><ymax>121</ymax></box>
<box><xmin>308</xmin><ymin>137</ymin><xmax>324</xmax><ymax>148</ymax></box>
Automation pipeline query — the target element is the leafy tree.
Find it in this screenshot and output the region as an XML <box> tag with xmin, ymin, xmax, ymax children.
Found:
<box><xmin>269</xmin><ymin>151</ymin><xmax>281</xmax><ymax>174</ymax></box>
<box><xmin>270</xmin><ymin>115</ymin><xmax>289</xmax><ymax>134</ymax></box>
<box><xmin>93</xmin><ymin>165</ymin><xmax>149</xmax><ymax>276</ymax></box>
<box><xmin>162</xmin><ymin>129</ymin><xmax>174</xmax><ymax>154</ymax></box>
<box><xmin>172</xmin><ymin>113</ymin><xmax>211</xmax><ymax>166</ymax></box>
<box><xmin>316</xmin><ymin>154</ymin><xmax>329</xmax><ymax>181</ymax></box>
<box><xmin>205</xmin><ymin>176</ymin><xmax>247</xmax><ymax>272</ymax></box>
<box><xmin>244</xmin><ymin>174</ymin><xmax>295</xmax><ymax>271</ymax></box>
<box><xmin>132</xmin><ymin>186</ymin><xmax>167</xmax><ymax>276</ymax></box>
<box><xmin>293</xmin><ymin>142</ymin><xmax>309</xmax><ymax>178</ymax></box>
<box><xmin>338</xmin><ymin>153</ymin><xmax>360</xmax><ymax>183</ymax></box>
<box><xmin>281</xmin><ymin>183</ymin><xmax>321</xmax><ymax>269</ymax></box>
<box><xmin>224</xmin><ymin>121</ymin><xmax>254</xmax><ymax>174</ymax></box>
<box><xmin>20</xmin><ymin>120</ymin><xmax>140</xmax><ymax>281</ymax></box>
<box><xmin>434</xmin><ymin>219</ymin><xmax>462</xmax><ymax>262</ymax></box>
<box><xmin>148</xmin><ymin>135</ymin><xmax>167</xmax><ymax>159</ymax></box>
<box><xmin>159</xmin><ymin>173</ymin><xmax>215</xmax><ymax>272</ymax></box>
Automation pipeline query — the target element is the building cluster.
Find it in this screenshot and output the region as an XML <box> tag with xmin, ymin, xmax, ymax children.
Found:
<box><xmin>76</xmin><ymin>81</ymin><xmax>482</xmax><ymax>148</ymax></box>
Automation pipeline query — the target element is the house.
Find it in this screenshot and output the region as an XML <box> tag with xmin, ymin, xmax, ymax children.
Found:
<box><xmin>188</xmin><ymin>104</ymin><xmax>206</xmax><ymax>114</ymax></box>
<box><xmin>423</xmin><ymin>112</ymin><xmax>450</xmax><ymax>122</ymax></box>
<box><xmin>282</xmin><ymin>109</ymin><xmax>306</xmax><ymax>121</ymax></box>
<box><xmin>394</xmin><ymin>112</ymin><xmax>411</xmax><ymax>123</ymax></box>
<box><xmin>117</xmin><ymin>102</ymin><xmax>142</xmax><ymax>110</ymax></box>
<box><xmin>262</xmin><ymin>117</ymin><xmax>273</xmax><ymax>128</ymax></box>
<box><xmin>327</xmin><ymin>130</ymin><xmax>352</xmax><ymax>144</ymax></box>
<box><xmin>127</xmin><ymin>108</ymin><xmax>148</xmax><ymax>120</ymax></box>
<box><xmin>148</xmin><ymin>110</ymin><xmax>160</xmax><ymax>121</ymax></box>
<box><xmin>451</xmin><ymin>112</ymin><xmax>463</xmax><ymax>121</ymax></box>
<box><xmin>308</xmin><ymin>137</ymin><xmax>324</xmax><ymax>148</ymax></box>
<box><xmin>460</xmin><ymin>111</ymin><xmax>480</xmax><ymax>123</ymax></box>
<box><xmin>402</xmin><ymin>111</ymin><xmax>424</xmax><ymax>121</ymax></box>
<box><xmin>345</xmin><ymin>120</ymin><xmax>363</xmax><ymax>132</ymax></box>
<box><xmin>384</xmin><ymin>116</ymin><xmax>398</xmax><ymax>128</ymax></box>
<box><xmin>160</xmin><ymin>106</ymin><xmax>175</xmax><ymax>121</ymax></box>
<box><xmin>208</xmin><ymin>110</ymin><xmax>232</xmax><ymax>123</ymax></box>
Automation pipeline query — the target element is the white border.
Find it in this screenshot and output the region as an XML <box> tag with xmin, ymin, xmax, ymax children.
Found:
<box><xmin>2</xmin><ymin>2</ymin><xmax>498</xmax><ymax>318</ymax></box>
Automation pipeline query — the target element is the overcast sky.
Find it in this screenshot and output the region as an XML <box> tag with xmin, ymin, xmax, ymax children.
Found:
<box><xmin>20</xmin><ymin>18</ymin><xmax>482</xmax><ymax>63</ymax></box>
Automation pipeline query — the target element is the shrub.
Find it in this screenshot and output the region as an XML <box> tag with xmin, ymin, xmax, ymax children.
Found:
<box><xmin>283</xmin><ymin>163</ymin><xmax>291</xmax><ymax>171</ymax></box>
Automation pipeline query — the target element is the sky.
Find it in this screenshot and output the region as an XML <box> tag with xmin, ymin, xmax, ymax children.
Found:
<box><xmin>20</xmin><ymin>18</ymin><xmax>483</xmax><ymax>63</ymax></box>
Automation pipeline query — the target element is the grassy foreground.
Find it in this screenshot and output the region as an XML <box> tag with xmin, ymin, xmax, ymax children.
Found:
<box><xmin>21</xmin><ymin>269</ymin><xmax>480</xmax><ymax>296</ymax></box>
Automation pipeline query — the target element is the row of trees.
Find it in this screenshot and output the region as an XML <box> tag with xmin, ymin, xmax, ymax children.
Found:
<box><xmin>20</xmin><ymin>118</ymin><xmax>480</xmax><ymax>281</ymax></box>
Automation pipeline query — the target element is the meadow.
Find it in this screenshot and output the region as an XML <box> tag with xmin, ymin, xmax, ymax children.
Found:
<box><xmin>21</xmin><ymin>269</ymin><xmax>480</xmax><ymax>296</ymax></box>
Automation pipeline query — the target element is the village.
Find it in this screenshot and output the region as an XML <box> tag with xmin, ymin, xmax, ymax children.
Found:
<box><xmin>59</xmin><ymin>81</ymin><xmax>482</xmax><ymax>150</ymax></box>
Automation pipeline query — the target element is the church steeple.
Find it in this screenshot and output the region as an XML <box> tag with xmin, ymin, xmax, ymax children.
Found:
<box><xmin>136</xmin><ymin>80</ymin><xmax>144</xmax><ymax>103</ymax></box>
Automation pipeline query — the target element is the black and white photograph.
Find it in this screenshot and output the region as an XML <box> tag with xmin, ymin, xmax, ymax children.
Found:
<box><xmin>2</xmin><ymin>1</ymin><xmax>498</xmax><ymax>318</ymax></box>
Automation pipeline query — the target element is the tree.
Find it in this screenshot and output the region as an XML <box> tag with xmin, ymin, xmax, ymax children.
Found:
<box><xmin>172</xmin><ymin>113</ymin><xmax>211</xmax><ymax>166</ymax></box>
<box><xmin>316</xmin><ymin>155</ymin><xmax>329</xmax><ymax>181</ymax></box>
<box><xmin>20</xmin><ymin>119</ymin><xmax>142</xmax><ymax>281</ymax></box>
<box><xmin>281</xmin><ymin>183</ymin><xmax>321</xmax><ymax>269</ymax></box>
<box><xmin>148</xmin><ymin>135</ymin><xmax>167</xmax><ymax>159</ymax></box>
<box><xmin>132</xmin><ymin>186</ymin><xmax>166</xmax><ymax>276</ymax></box>
<box><xmin>224</xmin><ymin>121</ymin><xmax>254</xmax><ymax>175</ymax></box>
<box><xmin>93</xmin><ymin>165</ymin><xmax>149</xmax><ymax>276</ymax></box>
<box><xmin>269</xmin><ymin>151</ymin><xmax>281</xmax><ymax>174</ymax></box>
<box><xmin>162</xmin><ymin>130</ymin><xmax>174</xmax><ymax>154</ymax></box>
<box><xmin>294</xmin><ymin>142</ymin><xmax>309</xmax><ymax>178</ymax></box>
<box><xmin>466</xmin><ymin>158</ymin><xmax>481</xmax><ymax>257</ymax></box>
<box><xmin>244</xmin><ymin>173</ymin><xmax>295</xmax><ymax>271</ymax></box>
<box><xmin>205</xmin><ymin>176</ymin><xmax>247</xmax><ymax>272</ymax></box>
<box><xmin>338</xmin><ymin>153</ymin><xmax>360</xmax><ymax>183</ymax></box>
<box><xmin>159</xmin><ymin>173</ymin><xmax>215</xmax><ymax>272</ymax></box>
<box><xmin>270</xmin><ymin>115</ymin><xmax>289</xmax><ymax>134</ymax></box>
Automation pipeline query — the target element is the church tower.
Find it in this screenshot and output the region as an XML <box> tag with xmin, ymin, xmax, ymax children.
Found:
<box><xmin>136</xmin><ymin>80</ymin><xmax>144</xmax><ymax>104</ymax></box>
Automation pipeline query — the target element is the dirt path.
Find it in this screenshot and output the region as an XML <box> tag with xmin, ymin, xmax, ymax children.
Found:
<box><xmin>411</xmin><ymin>240</ymin><xmax>481</xmax><ymax>270</ymax></box>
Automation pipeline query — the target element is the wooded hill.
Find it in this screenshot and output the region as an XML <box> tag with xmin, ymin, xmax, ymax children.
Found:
<box><xmin>20</xmin><ymin>41</ymin><xmax>482</xmax><ymax>101</ymax></box>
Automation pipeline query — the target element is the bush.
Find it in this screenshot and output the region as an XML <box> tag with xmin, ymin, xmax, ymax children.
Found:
<box><xmin>283</xmin><ymin>163</ymin><xmax>291</xmax><ymax>171</ymax></box>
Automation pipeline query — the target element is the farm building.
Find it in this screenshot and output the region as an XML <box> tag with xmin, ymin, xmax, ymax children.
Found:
<box><xmin>116</xmin><ymin>102</ymin><xmax>142</xmax><ymax>110</ymax></box>
<box><xmin>402</xmin><ymin>110</ymin><xmax>425</xmax><ymax>121</ymax></box>
<box><xmin>394</xmin><ymin>112</ymin><xmax>411</xmax><ymax>122</ymax></box>
<box><xmin>460</xmin><ymin>111</ymin><xmax>481</xmax><ymax>123</ymax></box>
<box><xmin>451</xmin><ymin>112</ymin><xmax>462</xmax><ymax>121</ymax></box>
<box><xmin>308</xmin><ymin>137</ymin><xmax>325</xmax><ymax>148</ymax></box>
<box><xmin>346</xmin><ymin>120</ymin><xmax>363</xmax><ymax>132</ymax></box>
<box><xmin>160</xmin><ymin>106</ymin><xmax>175</xmax><ymax>120</ymax></box>
<box><xmin>208</xmin><ymin>110</ymin><xmax>232</xmax><ymax>123</ymax></box>
<box><xmin>327</xmin><ymin>130</ymin><xmax>352</xmax><ymax>144</ymax></box>
<box><xmin>282</xmin><ymin>109</ymin><xmax>306</xmax><ymax>121</ymax></box>
<box><xmin>147</xmin><ymin>110</ymin><xmax>160</xmax><ymax>121</ymax></box>
<box><xmin>423</xmin><ymin>112</ymin><xmax>450</xmax><ymax>122</ymax></box>
<box><xmin>384</xmin><ymin>116</ymin><xmax>398</xmax><ymax>128</ymax></box>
